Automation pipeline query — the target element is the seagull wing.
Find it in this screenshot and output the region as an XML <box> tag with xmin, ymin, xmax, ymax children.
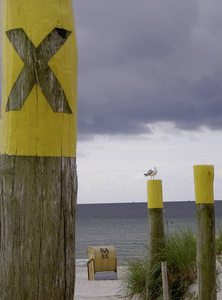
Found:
<box><xmin>147</xmin><ymin>169</ymin><xmax>153</xmax><ymax>175</ymax></box>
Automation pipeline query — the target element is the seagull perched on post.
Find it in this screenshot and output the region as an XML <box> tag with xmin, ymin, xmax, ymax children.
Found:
<box><xmin>144</xmin><ymin>167</ymin><xmax>157</xmax><ymax>179</ymax></box>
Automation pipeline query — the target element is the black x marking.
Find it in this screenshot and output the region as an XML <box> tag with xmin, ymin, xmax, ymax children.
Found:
<box><xmin>6</xmin><ymin>28</ymin><xmax>73</xmax><ymax>114</ymax></box>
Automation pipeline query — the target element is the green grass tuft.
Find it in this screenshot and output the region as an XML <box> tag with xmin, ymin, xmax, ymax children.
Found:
<box><xmin>121</xmin><ymin>229</ymin><xmax>197</xmax><ymax>300</ymax></box>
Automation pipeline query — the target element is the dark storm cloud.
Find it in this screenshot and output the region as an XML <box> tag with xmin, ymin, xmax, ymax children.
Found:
<box><xmin>1</xmin><ymin>1</ymin><xmax>221</xmax><ymax>137</ymax></box>
<box><xmin>74</xmin><ymin>0</ymin><xmax>222</xmax><ymax>137</ymax></box>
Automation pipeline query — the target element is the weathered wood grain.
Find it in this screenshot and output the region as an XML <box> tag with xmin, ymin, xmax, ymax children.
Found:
<box><xmin>148</xmin><ymin>208</ymin><xmax>165</xmax><ymax>257</ymax></box>
<box><xmin>146</xmin><ymin>209</ymin><xmax>165</xmax><ymax>300</ymax></box>
<box><xmin>0</xmin><ymin>155</ymin><xmax>77</xmax><ymax>299</ymax></box>
<box><xmin>161</xmin><ymin>262</ymin><xmax>169</xmax><ymax>300</ymax></box>
<box><xmin>196</xmin><ymin>203</ymin><xmax>216</xmax><ymax>300</ymax></box>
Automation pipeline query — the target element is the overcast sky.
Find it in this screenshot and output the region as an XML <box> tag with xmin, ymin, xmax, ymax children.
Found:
<box><xmin>0</xmin><ymin>1</ymin><xmax>222</xmax><ymax>204</ymax></box>
<box><xmin>74</xmin><ymin>0</ymin><xmax>222</xmax><ymax>204</ymax></box>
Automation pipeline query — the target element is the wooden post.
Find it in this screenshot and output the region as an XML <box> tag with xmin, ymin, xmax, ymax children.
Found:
<box><xmin>161</xmin><ymin>262</ymin><xmax>169</xmax><ymax>300</ymax></box>
<box><xmin>193</xmin><ymin>165</ymin><xmax>216</xmax><ymax>300</ymax></box>
<box><xmin>0</xmin><ymin>0</ymin><xmax>78</xmax><ymax>299</ymax></box>
<box><xmin>147</xmin><ymin>180</ymin><xmax>164</xmax><ymax>256</ymax></box>
<box><xmin>147</xmin><ymin>180</ymin><xmax>164</xmax><ymax>299</ymax></box>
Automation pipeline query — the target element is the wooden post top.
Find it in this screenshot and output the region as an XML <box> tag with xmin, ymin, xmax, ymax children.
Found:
<box><xmin>147</xmin><ymin>180</ymin><xmax>163</xmax><ymax>209</ymax></box>
<box><xmin>193</xmin><ymin>165</ymin><xmax>214</xmax><ymax>204</ymax></box>
<box><xmin>0</xmin><ymin>0</ymin><xmax>77</xmax><ymax>157</ymax></box>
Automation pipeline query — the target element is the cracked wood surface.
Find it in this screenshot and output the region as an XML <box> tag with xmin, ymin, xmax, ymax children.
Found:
<box><xmin>0</xmin><ymin>155</ymin><xmax>77</xmax><ymax>299</ymax></box>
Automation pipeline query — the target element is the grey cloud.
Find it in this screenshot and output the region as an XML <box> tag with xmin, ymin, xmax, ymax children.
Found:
<box><xmin>75</xmin><ymin>0</ymin><xmax>222</xmax><ymax>137</ymax></box>
<box><xmin>1</xmin><ymin>1</ymin><xmax>222</xmax><ymax>137</ymax></box>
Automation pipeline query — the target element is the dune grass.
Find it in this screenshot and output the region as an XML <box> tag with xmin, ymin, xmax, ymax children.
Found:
<box><xmin>121</xmin><ymin>229</ymin><xmax>197</xmax><ymax>300</ymax></box>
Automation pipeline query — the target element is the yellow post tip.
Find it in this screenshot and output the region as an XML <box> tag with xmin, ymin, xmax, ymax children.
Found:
<box><xmin>147</xmin><ymin>179</ymin><xmax>163</xmax><ymax>209</ymax></box>
<box><xmin>193</xmin><ymin>165</ymin><xmax>214</xmax><ymax>204</ymax></box>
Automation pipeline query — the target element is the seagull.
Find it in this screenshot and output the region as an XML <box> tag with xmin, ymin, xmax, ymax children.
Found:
<box><xmin>144</xmin><ymin>167</ymin><xmax>157</xmax><ymax>179</ymax></box>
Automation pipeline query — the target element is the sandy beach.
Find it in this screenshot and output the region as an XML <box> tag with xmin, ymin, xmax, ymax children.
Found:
<box><xmin>74</xmin><ymin>266</ymin><xmax>126</xmax><ymax>299</ymax></box>
<box><xmin>74</xmin><ymin>262</ymin><xmax>222</xmax><ymax>300</ymax></box>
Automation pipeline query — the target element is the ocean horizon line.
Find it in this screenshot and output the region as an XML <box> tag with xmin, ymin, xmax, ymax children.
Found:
<box><xmin>76</xmin><ymin>200</ymin><xmax>222</xmax><ymax>220</ymax></box>
<box><xmin>77</xmin><ymin>199</ymin><xmax>222</xmax><ymax>205</ymax></box>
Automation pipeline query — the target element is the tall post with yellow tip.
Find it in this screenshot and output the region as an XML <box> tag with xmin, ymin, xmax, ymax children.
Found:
<box><xmin>147</xmin><ymin>180</ymin><xmax>165</xmax><ymax>299</ymax></box>
<box><xmin>193</xmin><ymin>165</ymin><xmax>216</xmax><ymax>300</ymax></box>
<box><xmin>0</xmin><ymin>0</ymin><xmax>77</xmax><ymax>299</ymax></box>
<box><xmin>147</xmin><ymin>180</ymin><xmax>164</xmax><ymax>256</ymax></box>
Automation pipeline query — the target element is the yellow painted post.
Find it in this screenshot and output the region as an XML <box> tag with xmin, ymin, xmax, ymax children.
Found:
<box><xmin>147</xmin><ymin>180</ymin><xmax>164</xmax><ymax>254</ymax></box>
<box><xmin>193</xmin><ymin>165</ymin><xmax>216</xmax><ymax>300</ymax></box>
<box><xmin>0</xmin><ymin>0</ymin><xmax>77</xmax><ymax>299</ymax></box>
<box><xmin>147</xmin><ymin>180</ymin><xmax>165</xmax><ymax>299</ymax></box>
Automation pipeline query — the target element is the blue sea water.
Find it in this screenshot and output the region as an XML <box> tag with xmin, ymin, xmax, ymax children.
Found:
<box><xmin>75</xmin><ymin>201</ymin><xmax>222</xmax><ymax>267</ymax></box>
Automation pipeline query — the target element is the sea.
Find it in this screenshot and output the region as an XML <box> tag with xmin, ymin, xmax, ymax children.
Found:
<box><xmin>75</xmin><ymin>201</ymin><xmax>222</xmax><ymax>267</ymax></box>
